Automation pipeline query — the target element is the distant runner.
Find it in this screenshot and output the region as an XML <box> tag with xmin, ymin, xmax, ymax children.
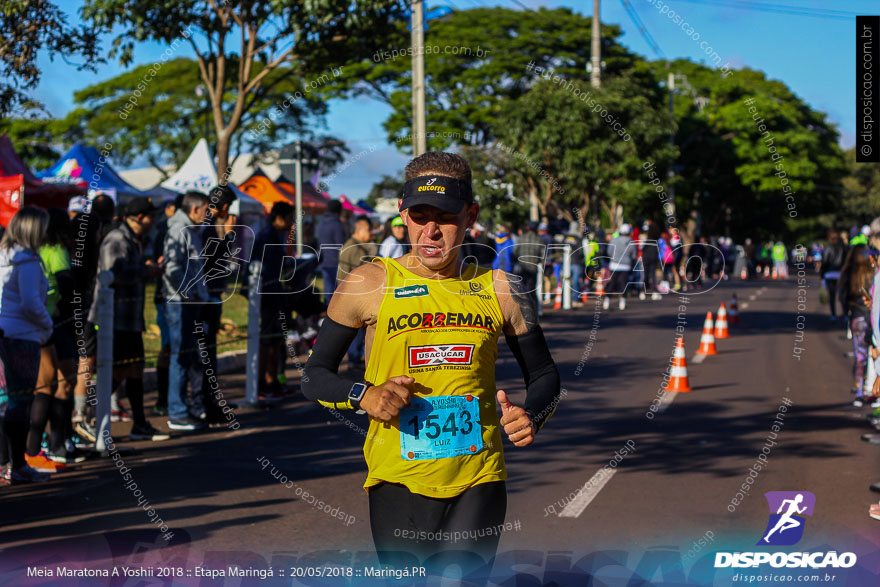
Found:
<box><xmin>303</xmin><ymin>152</ymin><xmax>561</xmax><ymax>573</ymax></box>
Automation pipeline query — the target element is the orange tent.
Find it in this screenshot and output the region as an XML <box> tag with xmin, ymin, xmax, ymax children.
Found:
<box><xmin>237</xmin><ymin>170</ymin><xmax>294</xmax><ymax>212</ymax></box>
<box><xmin>276</xmin><ymin>175</ymin><xmax>328</xmax><ymax>213</ymax></box>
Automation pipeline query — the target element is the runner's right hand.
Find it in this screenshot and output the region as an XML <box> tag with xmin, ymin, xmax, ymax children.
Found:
<box><xmin>361</xmin><ymin>376</ymin><xmax>414</xmax><ymax>421</ymax></box>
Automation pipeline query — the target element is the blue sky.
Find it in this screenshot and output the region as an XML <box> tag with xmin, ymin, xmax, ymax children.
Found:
<box><xmin>31</xmin><ymin>0</ymin><xmax>865</xmax><ymax>199</ymax></box>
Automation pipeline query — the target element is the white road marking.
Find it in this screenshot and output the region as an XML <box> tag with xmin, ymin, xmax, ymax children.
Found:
<box><xmin>657</xmin><ymin>390</ymin><xmax>678</xmax><ymax>412</ymax></box>
<box><xmin>741</xmin><ymin>302</ymin><xmax>750</xmax><ymax>309</ymax></box>
<box><xmin>558</xmin><ymin>468</ymin><xmax>618</xmax><ymax>518</ymax></box>
<box><xmin>692</xmin><ymin>353</ymin><xmax>707</xmax><ymax>364</ymax></box>
<box><xmin>748</xmin><ymin>295</ymin><xmax>756</xmax><ymax>301</ymax></box>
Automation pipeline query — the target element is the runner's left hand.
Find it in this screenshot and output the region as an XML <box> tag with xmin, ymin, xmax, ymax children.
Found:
<box><xmin>497</xmin><ymin>390</ymin><xmax>536</xmax><ymax>447</ymax></box>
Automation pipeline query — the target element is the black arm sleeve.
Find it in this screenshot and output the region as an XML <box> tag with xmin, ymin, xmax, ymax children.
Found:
<box><xmin>504</xmin><ymin>326</ymin><xmax>561</xmax><ymax>432</ymax></box>
<box><xmin>302</xmin><ymin>318</ymin><xmax>361</xmax><ymax>408</ymax></box>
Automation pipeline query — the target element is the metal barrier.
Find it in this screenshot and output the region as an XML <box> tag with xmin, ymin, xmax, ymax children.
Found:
<box><xmin>94</xmin><ymin>270</ymin><xmax>114</xmax><ymax>452</ymax></box>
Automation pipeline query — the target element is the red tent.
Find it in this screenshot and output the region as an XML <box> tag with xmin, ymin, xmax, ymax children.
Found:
<box><xmin>0</xmin><ymin>175</ymin><xmax>24</xmax><ymax>227</ymax></box>
<box><xmin>0</xmin><ymin>135</ymin><xmax>82</xmax><ymax>224</ymax></box>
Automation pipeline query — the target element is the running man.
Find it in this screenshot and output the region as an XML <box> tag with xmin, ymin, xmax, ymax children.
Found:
<box><xmin>302</xmin><ymin>152</ymin><xmax>561</xmax><ymax>572</ymax></box>
<box><xmin>762</xmin><ymin>493</ymin><xmax>807</xmax><ymax>543</ymax></box>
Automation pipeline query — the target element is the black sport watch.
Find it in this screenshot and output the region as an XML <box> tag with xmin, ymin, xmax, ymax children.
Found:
<box><xmin>348</xmin><ymin>382</ymin><xmax>368</xmax><ymax>414</ymax></box>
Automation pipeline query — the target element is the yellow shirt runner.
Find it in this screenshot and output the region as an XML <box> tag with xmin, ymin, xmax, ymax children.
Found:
<box><xmin>362</xmin><ymin>257</ymin><xmax>506</xmax><ymax>498</ymax></box>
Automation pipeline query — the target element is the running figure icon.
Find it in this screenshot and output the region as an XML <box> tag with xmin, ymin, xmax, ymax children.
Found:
<box><xmin>762</xmin><ymin>493</ymin><xmax>807</xmax><ymax>543</ymax></box>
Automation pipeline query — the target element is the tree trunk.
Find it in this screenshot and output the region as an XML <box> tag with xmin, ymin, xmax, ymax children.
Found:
<box><xmin>215</xmin><ymin>133</ymin><xmax>231</xmax><ymax>185</ymax></box>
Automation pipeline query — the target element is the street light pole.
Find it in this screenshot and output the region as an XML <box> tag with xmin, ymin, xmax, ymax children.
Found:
<box><xmin>279</xmin><ymin>141</ymin><xmax>319</xmax><ymax>255</ymax></box>
<box><xmin>591</xmin><ymin>0</ymin><xmax>601</xmax><ymax>88</ymax></box>
<box><xmin>412</xmin><ymin>0</ymin><xmax>426</xmax><ymax>156</ymax></box>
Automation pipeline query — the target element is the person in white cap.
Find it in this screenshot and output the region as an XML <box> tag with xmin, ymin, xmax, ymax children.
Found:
<box><xmin>66</xmin><ymin>196</ymin><xmax>90</xmax><ymax>220</ymax></box>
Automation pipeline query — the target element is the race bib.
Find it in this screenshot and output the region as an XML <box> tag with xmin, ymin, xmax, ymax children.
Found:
<box><xmin>399</xmin><ymin>395</ymin><xmax>483</xmax><ymax>460</ymax></box>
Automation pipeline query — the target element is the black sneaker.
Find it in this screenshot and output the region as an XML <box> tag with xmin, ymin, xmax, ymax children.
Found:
<box><xmin>130</xmin><ymin>424</ymin><xmax>171</xmax><ymax>441</ymax></box>
<box><xmin>167</xmin><ymin>417</ymin><xmax>205</xmax><ymax>431</ymax></box>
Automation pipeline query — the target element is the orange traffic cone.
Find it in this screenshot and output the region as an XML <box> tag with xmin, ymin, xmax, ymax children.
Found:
<box><xmin>740</xmin><ymin>267</ymin><xmax>747</xmax><ymax>279</ymax></box>
<box><xmin>665</xmin><ymin>337</ymin><xmax>692</xmax><ymax>392</ymax></box>
<box><xmin>771</xmin><ymin>266</ymin><xmax>778</xmax><ymax>280</ymax></box>
<box><xmin>595</xmin><ymin>275</ymin><xmax>605</xmax><ymax>297</ymax></box>
<box><xmin>715</xmin><ymin>303</ymin><xmax>729</xmax><ymax>339</ymax></box>
<box><xmin>553</xmin><ymin>282</ymin><xmax>562</xmax><ymax>310</ymax></box>
<box><xmin>696</xmin><ymin>312</ymin><xmax>718</xmax><ymax>355</ymax></box>
<box><xmin>729</xmin><ymin>293</ymin><xmax>740</xmax><ymax>324</ymax></box>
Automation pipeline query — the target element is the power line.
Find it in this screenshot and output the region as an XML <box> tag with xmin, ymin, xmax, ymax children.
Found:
<box><xmin>508</xmin><ymin>0</ymin><xmax>531</xmax><ymax>10</ymax></box>
<box><xmin>671</xmin><ymin>0</ymin><xmax>858</xmax><ymax>21</ymax></box>
<box><xmin>619</xmin><ymin>0</ymin><xmax>665</xmax><ymax>59</ymax></box>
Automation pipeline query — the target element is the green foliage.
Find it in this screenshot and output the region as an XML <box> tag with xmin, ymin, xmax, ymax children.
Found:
<box><xmin>0</xmin><ymin>0</ymin><xmax>102</xmax><ymax>117</ymax></box>
<box><xmin>493</xmin><ymin>73</ymin><xmax>675</xmax><ymax>226</ymax></box>
<box><xmin>365</xmin><ymin>173</ymin><xmax>404</xmax><ymax>208</ymax></box>
<box><xmin>330</xmin><ymin>6</ymin><xmax>644</xmax><ymax>151</ymax></box>
<box><xmin>644</xmin><ymin>60</ymin><xmax>846</xmax><ymax>241</ymax></box>
<box><xmin>64</xmin><ymin>58</ymin><xmax>327</xmax><ymax>173</ymax></box>
<box><xmin>0</xmin><ymin>114</ymin><xmax>77</xmax><ymax>170</ymax></box>
<box><xmin>80</xmin><ymin>0</ymin><xmax>410</xmax><ymax>171</ymax></box>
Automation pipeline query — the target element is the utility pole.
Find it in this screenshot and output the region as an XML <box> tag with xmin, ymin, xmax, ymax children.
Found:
<box><xmin>279</xmin><ymin>141</ymin><xmax>319</xmax><ymax>255</ymax></box>
<box><xmin>667</xmin><ymin>70</ymin><xmax>676</xmax><ymax>224</ymax></box>
<box><xmin>412</xmin><ymin>0</ymin><xmax>427</xmax><ymax>156</ymax></box>
<box><xmin>591</xmin><ymin>0</ymin><xmax>601</xmax><ymax>88</ymax></box>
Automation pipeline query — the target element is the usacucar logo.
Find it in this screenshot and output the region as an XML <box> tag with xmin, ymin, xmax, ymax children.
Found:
<box><xmin>408</xmin><ymin>344</ymin><xmax>474</xmax><ymax>367</ymax></box>
<box><xmin>469</xmin><ymin>281</ymin><xmax>482</xmax><ymax>293</ymax></box>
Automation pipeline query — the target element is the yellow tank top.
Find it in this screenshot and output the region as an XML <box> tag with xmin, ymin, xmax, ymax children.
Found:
<box><xmin>363</xmin><ymin>257</ymin><xmax>506</xmax><ymax>498</ymax></box>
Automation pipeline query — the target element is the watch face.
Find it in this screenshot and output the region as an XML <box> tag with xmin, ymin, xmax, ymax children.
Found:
<box><xmin>350</xmin><ymin>383</ymin><xmax>368</xmax><ymax>401</ymax></box>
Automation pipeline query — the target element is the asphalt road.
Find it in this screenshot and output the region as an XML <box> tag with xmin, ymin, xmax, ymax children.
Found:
<box><xmin>2</xmin><ymin>272</ymin><xmax>878</xmax><ymax>586</ymax></box>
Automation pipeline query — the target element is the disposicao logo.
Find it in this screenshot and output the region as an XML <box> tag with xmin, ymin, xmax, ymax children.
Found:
<box><xmin>714</xmin><ymin>491</ymin><xmax>857</xmax><ymax>570</ymax></box>
<box><xmin>394</xmin><ymin>284</ymin><xmax>429</xmax><ymax>298</ymax></box>
<box><xmin>759</xmin><ymin>491</ymin><xmax>814</xmax><ymax>546</ymax></box>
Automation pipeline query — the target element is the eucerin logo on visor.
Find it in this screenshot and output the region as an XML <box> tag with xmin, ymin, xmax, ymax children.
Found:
<box><xmin>409</xmin><ymin>344</ymin><xmax>474</xmax><ymax>367</ymax></box>
<box><xmin>714</xmin><ymin>491</ymin><xmax>856</xmax><ymax>569</ymax></box>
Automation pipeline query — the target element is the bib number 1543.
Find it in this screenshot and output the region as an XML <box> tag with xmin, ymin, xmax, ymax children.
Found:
<box><xmin>399</xmin><ymin>395</ymin><xmax>483</xmax><ymax>460</ymax></box>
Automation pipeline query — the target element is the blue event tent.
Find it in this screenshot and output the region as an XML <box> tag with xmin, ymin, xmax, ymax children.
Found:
<box><xmin>38</xmin><ymin>143</ymin><xmax>175</xmax><ymax>204</ymax></box>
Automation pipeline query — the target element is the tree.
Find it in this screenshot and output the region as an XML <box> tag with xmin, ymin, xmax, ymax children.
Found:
<box><xmin>0</xmin><ymin>0</ymin><xmax>102</xmax><ymax>117</ymax></box>
<box><xmin>0</xmin><ymin>114</ymin><xmax>76</xmax><ymax>170</ymax></box>
<box><xmin>365</xmin><ymin>173</ymin><xmax>404</xmax><ymax>208</ymax></box>
<box><xmin>64</xmin><ymin>58</ymin><xmax>330</xmax><ymax>177</ymax></box>
<box><xmin>330</xmin><ymin>6</ymin><xmax>646</xmax><ymax>151</ymax></box>
<box><xmin>839</xmin><ymin>147</ymin><xmax>880</xmax><ymax>229</ymax></box>
<box><xmin>650</xmin><ymin>60</ymin><xmax>846</xmax><ymax>241</ymax></box>
<box><xmin>81</xmin><ymin>0</ymin><xmax>410</xmax><ymax>176</ymax></box>
<box><xmin>493</xmin><ymin>73</ymin><xmax>676</xmax><ymax>229</ymax></box>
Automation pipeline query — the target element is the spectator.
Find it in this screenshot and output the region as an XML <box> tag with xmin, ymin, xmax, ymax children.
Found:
<box><xmin>338</xmin><ymin>215</ymin><xmax>379</xmax><ymax>364</ymax></box>
<box><xmin>839</xmin><ymin>244</ymin><xmax>874</xmax><ymax>407</ymax></box>
<box><xmin>25</xmin><ymin>209</ymin><xmax>83</xmax><ymax>471</ymax></box>
<box><xmin>514</xmin><ymin>221</ymin><xmax>544</xmax><ymax>296</ymax></box>
<box><xmin>195</xmin><ymin>184</ymin><xmax>240</xmax><ymax>424</ymax></box>
<box><xmin>70</xmin><ymin>194</ymin><xmax>114</xmax><ymax>443</ymax></box>
<box><xmin>492</xmin><ymin>224</ymin><xmax>515</xmax><ymax>273</ymax></box>
<box><xmin>463</xmin><ymin>223</ymin><xmax>495</xmax><ymax>267</ymax></box>
<box><xmin>605</xmin><ymin>223</ymin><xmax>636</xmax><ymax>311</ymax></box>
<box><xmin>150</xmin><ymin>199</ymin><xmax>179</xmax><ymax>416</ymax></box>
<box><xmin>163</xmin><ymin>191</ymin><xmax>211</xmax><ymax>431</ymax></box>
<box><xmin>252</xmin><ymin>202</ymin><xmax>295</xmax><ymax>402</ymax></box>
<box><xmin>379</xmin><ymin>216</ymin><xmax>406</xmax><ymax>259</ymax></box>
<box><xmin>316</xmin><ymin>199</ymin><xmax>347</xmax><ymax>302</ymax></box>
<box><xmin>89</xmin><ymin>198</ymin><xmax>169</xmax><ymax>441</ymax></box>
<box><xmin>0</xmin><ymin>207</ymin><xmax>53</xmax><ymax>483</ymax></box>
<box><xmin>822</xmin><ymin>230</ymin><xmax>846</xmax><ymax>323</ymax></box>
